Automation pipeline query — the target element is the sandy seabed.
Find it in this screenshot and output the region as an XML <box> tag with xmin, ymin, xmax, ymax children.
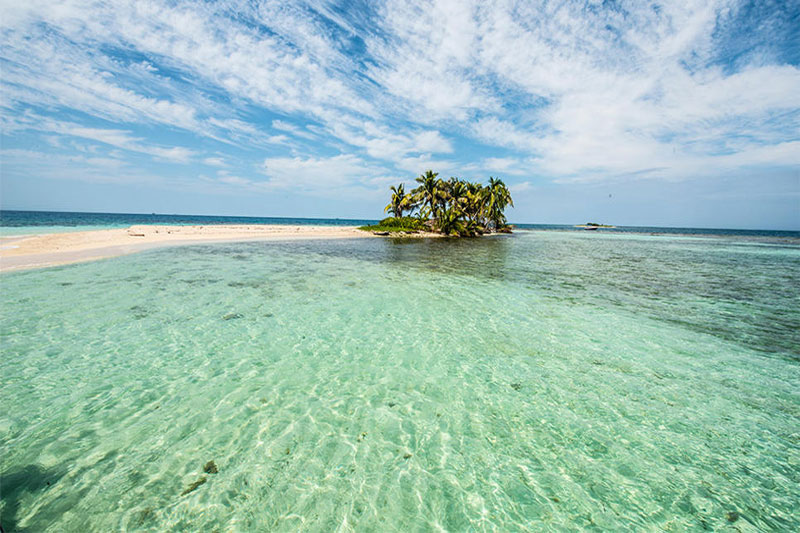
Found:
<box><xmin>0</xmin><ymin>225</ymin><xmax>377</xmax><ymax>272</ymax></box>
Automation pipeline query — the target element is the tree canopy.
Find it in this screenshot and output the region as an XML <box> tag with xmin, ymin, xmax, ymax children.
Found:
<box><xmin>377</xmin><ymin>171</ymin><xmax>515</xmax><ymax>236</ymax></box>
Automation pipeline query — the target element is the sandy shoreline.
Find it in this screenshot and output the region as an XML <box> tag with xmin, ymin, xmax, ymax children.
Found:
<box><xmin>0</xmin><ymin>224</ymin><xmax>378</xmax><ymax>272</ymax></box>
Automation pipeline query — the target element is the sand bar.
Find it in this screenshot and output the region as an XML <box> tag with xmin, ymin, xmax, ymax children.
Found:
<box><xmin>0</xmin><ymin>224</ymin><xmax>376</xmax><ymax>272</ymax></box>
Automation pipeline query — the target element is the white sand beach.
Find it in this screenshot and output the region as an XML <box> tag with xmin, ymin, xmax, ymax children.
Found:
<box><xmin>0</xmin><ymin>225</ymin><xmax>376</xmax><ymax>272</ymax></box>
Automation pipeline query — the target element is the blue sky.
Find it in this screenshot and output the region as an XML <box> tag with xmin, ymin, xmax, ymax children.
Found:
<box><xmin>1</xmin><ymin>0</ymin><xmax>798</xmax><ymax>229</ymax></box>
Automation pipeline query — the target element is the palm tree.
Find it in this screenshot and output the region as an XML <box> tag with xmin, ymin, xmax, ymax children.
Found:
<box><xmin>380</xmin><ymin>171</ymin><xmax>513</xmax><ymax>236</ymax></box>
<box><xmin>464</xmin><ymin>182</ymin><xmax>486</xmax><ymax>228</ymax></box>
<box><xmin>448</xmin><ymin>179</ymin><xmax>469</xmax><ymax>212</ymax></box>
<box><xmin>384</xmin><ymin>183</ymin><xmax>410</xmax><ymax>218</ymax></box>
<box><xmin>486</xmin><ymin>177</ymin><xmax>514</xmax><ymax>231</ymax></box>
<box><xmin>412</xmin><ymin>170</ymin><xmax>439</xmax><ymax>220</ymax></box>
<box><xmin>437</xmin><ymin>205</ymin><xmax>467</xmax><ymax>236</ymax></box>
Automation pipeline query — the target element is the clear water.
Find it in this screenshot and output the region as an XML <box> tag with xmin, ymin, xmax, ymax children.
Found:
<box><xmin>1</xmin><ymin>231</ymin><xmax>798</xmax><ymax>531</ymax></box>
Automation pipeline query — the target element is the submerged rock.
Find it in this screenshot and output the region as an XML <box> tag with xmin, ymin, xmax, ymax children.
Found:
<box><xmin>511</xmin><ymin>383</ymin><xmax>522</xmax><ymax>391</ymax></box>
<box><xmin>228</xmin><ymin>280</ymin><xmax>261</xmax><ymax>288</ymax></box>
<box><xmin>181</xmin><ymin>476</ymin><xmax>207</xmax><ymax>496</ymax></box>
<box><xmin>136</xmin><ymin>507</ymin><xmax>155</xmax><ymax>526</ymax></box>
<box><xmin>726</xmin><ymin>511</ymin><xmax>739</xmax><ymax>523</ymax></box>
<box><xmin>129</xmin><ymin>305</ymin><xmax>149</xmax><ymax>319</ymax></box>
<box><xmin>203</xmin><ymin>461</ymin><xmax>218</xmax><ymax>474</ymax></box>
<box><xmin>223</xmin><ymin>313</ymin><xmax>243</xmax><ymax>320</ymax></box>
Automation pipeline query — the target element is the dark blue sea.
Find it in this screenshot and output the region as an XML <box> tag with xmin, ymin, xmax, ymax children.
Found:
<box><xmin>0</xmin><ymin>210</ymin><xmax>376</xmax><ymax>235</ymax></box>
<box><xmin>2</xmin><ymin>210</ymin><xmax>798</xmax><ymax>240</ymax></box>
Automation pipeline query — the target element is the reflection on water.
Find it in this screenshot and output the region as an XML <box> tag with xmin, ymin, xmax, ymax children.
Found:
<box><xmin>381</xmin><ymin>236</ymin><xmax>513</xmax><ymax>280</ymax></box>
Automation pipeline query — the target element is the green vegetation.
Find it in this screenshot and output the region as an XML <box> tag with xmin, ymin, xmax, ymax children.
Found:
<box><xmin>384</xmin><ymin>184</ymin><xmax>412</xmax><ymax>218</ymax></box>
<box><xmin>359</xmin><ymin>216</ymin><xmax>426</xmax><ymax>233</ymax></box>
<box><xmin>363</xmin><ymin>170</ymin><xmax>515</xmax><ymax>237</ymax></box>
<box><xmin>575</xmin><ymin>222</ymin><xmax>615</xmax><ymax>228</ymax></box>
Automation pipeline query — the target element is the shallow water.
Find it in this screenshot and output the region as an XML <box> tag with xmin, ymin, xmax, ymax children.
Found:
<box><xmin>1</xmin><ymin>231</ymin><xmax>798</xmax><ymax>531</ymax></box>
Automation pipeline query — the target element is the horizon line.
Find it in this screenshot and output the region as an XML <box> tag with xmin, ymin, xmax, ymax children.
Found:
<box><xmin>1</xmin><ymin>208</ymin><xmax>799</xmax><ymax>233</ymax></box>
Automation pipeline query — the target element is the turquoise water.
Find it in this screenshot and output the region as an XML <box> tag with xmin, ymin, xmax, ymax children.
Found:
<box><xmin>0</xmin><ymin>210</ymin><xmax>376</xmax><ymax>237</ymax></box>
<box><xmin>0</xmin><ymin>225</ymin><xmax>133</xmax><ymax>237</ymax></box>
<box><xmin>1</xmin><ymin>231</ymin><xmax>798</xmax><ymax>531</ymax></box>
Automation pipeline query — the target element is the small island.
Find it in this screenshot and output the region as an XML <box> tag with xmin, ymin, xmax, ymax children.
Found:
<box><xmin>574</xmin><ymin>222</ymin><xmax>616</xmax><ymax>230</ymax></box>
<box><xmin>360</xmin><ymin>170</ymin><xmax>514</xmax><ymax>237</ymax></box>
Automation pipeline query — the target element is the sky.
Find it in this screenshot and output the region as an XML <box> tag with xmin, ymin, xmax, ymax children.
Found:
<box><xmin>1</xmin><ymin>0</ymin><xmax>799</xmax><ymax>229</ymax></box>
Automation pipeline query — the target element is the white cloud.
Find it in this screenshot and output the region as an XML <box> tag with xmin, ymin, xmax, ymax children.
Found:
<box><xmin>0</xmin><ymin>33</ymin><xmax>204</xmax><ymax>133</ymax></box>
<box><xmin>272</xmin><ymin>120</ymin><xmax>316</xmax><ymax>140</ymax></box>
<box><xmin>261</xmin><ymin>154</ymin><xmax>395</xmax><ymax>193</ymax></box>
<box><xmin>217</xmin><ymin>175</ymin><xmax>253</xmax><ymax>187</ymax></box>
<box><xmin>203</xmin><ymin>157</ymin><xmax>227</xmax><ymax>167</ymax></box>
<box><xmin>471</xmin><ymin>118</ymin><xmax>539</xmax><ymax>153</ymax></box>
<box><xmin>266</xmin><ymin>134</ymin><xmax>290</xmax><ymax>145</ymax></box>
<box><xmin>364</xmin><ymin>0</ymin><xmax>799</xmax><ymax>180</ymax></box>
<box><xmin>510</xmin><ymin>181</ymin><xmax>533</xmax><ymax>193</ymax></box>
<box><xmin>364</xmin><ymin>0</ymin><xmax>495</xmax><ymax>121</ymax></box>
<box><xmin>481</xmin><ymin>157</ymin><xmax>528</xmax><ymax>176</ymax></box>
<box><xmin>206</xmin><ymin>118</ymin><xmax>261</xmax><ymax>137</ymax></box>
<box><xmin>321</xmin><ymin>117</ymin><xmax>454</xmax><ymax>162</ymax></box>
<box><xmin>1</xmin><ymin>0</ymin><xmax>797</xmax><ymax>192</ymax></box>
<box><xmin>46</xmin><ymin>122</ymin><xmax>196</xmax><ymax>163</ymax></box>
<box><xmin>413</xmin><ymin>131</ymin><xmax>453</xmax><ymax>154</ymax></box>
<box><xmin>394</xmin><ymin>155</ymin><xmax>458</xmax><ymax>175</ymax></box>
<box><xmin>0</xmin><ymin>148</ymin><xmax>163</xmax><ymax>186</ymax></box>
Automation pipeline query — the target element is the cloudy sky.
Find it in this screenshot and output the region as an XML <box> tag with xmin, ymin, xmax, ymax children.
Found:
<box><xmin>1</xmin><ymin>0</ymin><xmax>798</xmax><ymax>228</ymax></box>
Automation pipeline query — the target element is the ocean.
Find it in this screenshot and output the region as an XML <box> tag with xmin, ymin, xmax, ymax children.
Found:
<box><xmin>0</xmin><ymin>210</ymin><xmax>378</xmax><ymax>236</ymax></box>
<box><xmin>1</xmin><ymin>212</ymin><xmax>798</xmax><ymax>530</ymax></box>
<box><xmin>2</xmin><ymin>209</ymin><xmax>799</xmax><ymax>239</ymax></box>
